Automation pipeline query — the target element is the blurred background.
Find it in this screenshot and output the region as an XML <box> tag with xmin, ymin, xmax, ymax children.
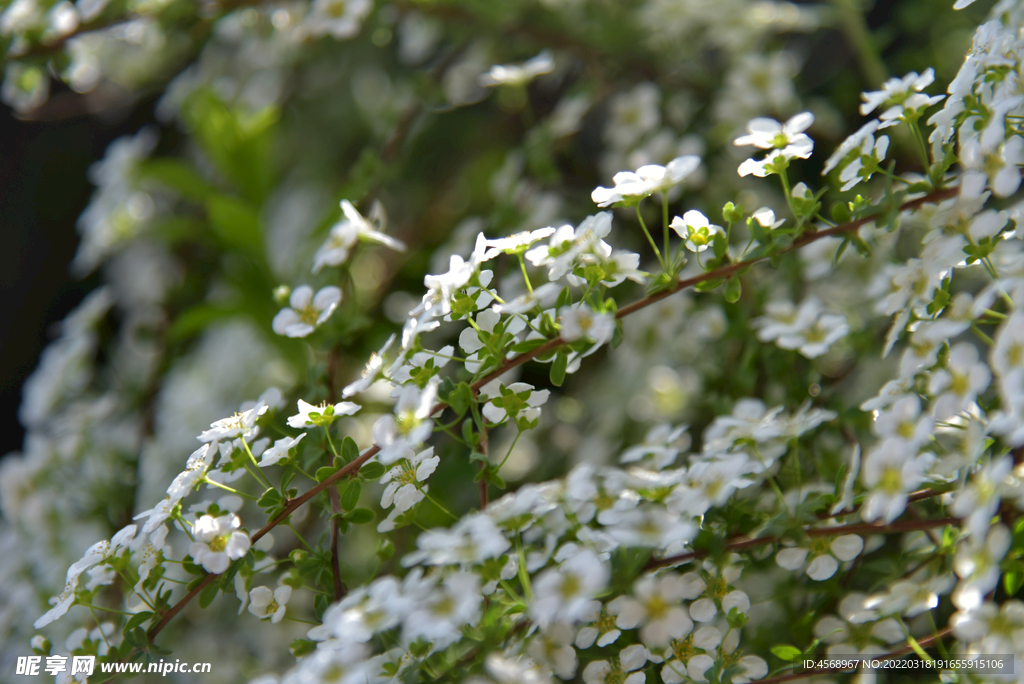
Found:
<box><xmin>0</xmin><ymin>101</ymin><xmax>162</xmax><ymax>457</ymax></box>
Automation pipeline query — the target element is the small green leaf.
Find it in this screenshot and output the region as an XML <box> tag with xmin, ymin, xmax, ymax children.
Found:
<box><xmin>198</xmin><ymin>581</ymin><xmax>219</xmax><ymax>609</ymax></box>
<box><xmin>290</xmin><ymin>639</ymin><xmax>317</xmax><ymax>658</ymax></box>
<box><xmin>550</xmin><ymin>351</ymin><xmax>567</xmax><ymax>387</ymax></box>
<box><xmin>206</xmin><ymin>194</ymin><xmax>263</xmax><ymax>256</ymax></box>
<box><xmin>1004</xmin><ymin>560</ymin><xmax>1024</xmax><ymax>596</ymax></box>
<box><xmin>123</xmin><ymin>611</ymin><xmax>154</xmax><ymax>635</ymax></box>
<box><xmin>556</xmin><ymin>286</ymin><xmax>573</xmax><ymax>310</ymax></box>
<box><xmin>724</xmin><ymin>277</ymin><xmax>742</xmax><ymax>303</ymax></box>
<box><xmin>346</xmin><ymin>508</ymin><xmax>374</xmax><ymax>525</ymax></box>
<box><xmin>315</xmin><ymin>466</ymin><xmax>336</xmax><ymax>483</ymax></box>
<box><xmin>341</xmin><ymin>436</ymin><xmax>359</xmax><ymax>463</ymax></box>
<box><xmin>360</xmin><ymin>461</ymin><xmax>386</xmax><ymax>480</ymax></box>
<box><xmin>447</xmin><ymin>382</ymin><xmax>473</xmax><ymax>418</ymax></box>
<box><xmin>693</xmin><ymin>277</ymin><xmax>725</xmax><ymax>292</ymax></box>
<box><xmin>257</xmin><ymin>488</ymin><xmax>282</xmax><ymax>509</ymax></box>
<box><xmin>138</xmin><ymin>158</ymin><xmax>211</xmax><ymax>202</ymax></box>
<box><xmin>341</xmin><ymin>479</ymin><xmax>362</xmax><ymax>511</ymax></box>
<box><xmin>770</xmin><ymin>645</ymin><xmax>803</xmax><ymax>661</ymax></box>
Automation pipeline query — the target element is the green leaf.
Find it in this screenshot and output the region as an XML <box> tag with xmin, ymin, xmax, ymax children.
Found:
<box><xmin>556</xmin><ymin>286</ymin><xmax>573</xmax><ymax>310</ymax></box>
<box><xmin>346</xmin><ymin>508</ymin><xmax>374</xmax><ymax>525</ymax></box>
<box><xmin>1004</xmin><ymin>560</ymin><xmax>1024</xmax><ymax>596</ymax></box>
<box><xmin>693</xmin><ymin>277</ymin><xmax>724</xmax><ymax>293</ymax></box>
<box><xmin>341</xmin><ymin>436</ymin><xmax>360</xmax><ymax>464</ymax></box>
<box><xmin>168</xmin><ymin>303</ymin><xmax>238</xmax><ymax>341</ymax></box>
<box><xmin>290</xmin><ymin>639</ymin><xmax>317</xmax><ymax>658</ymax></box>
<box><xmin>206</xmin><ymin>194</ymin><xmax>263</xmax><ymax>257</ymax></box>
<box><xmin>257</xmin><ymin>488</ymin><xmax>282</xmax><ymax>509</ymax></box>
<box><xmin>447</xmin><ymin>382</ymin><xmax>473</xmax><ymax>418</ymax></box>
<box><xmin>724</xmin><ymin>277</ymin><xmax>742</xmax><ymax>303</ymax></box>
<box><xmin>123</xmin><ymin>611</ymin><xmax>154</xmax><ymax>635</ymax></box>
<box><xmin>198</xmin><ymin>581</ymin><xmax>219</xmax><ymax>609</ymax></box>
<box><xmin>550</xmin><ymin>351</ymin><xmax>568</xmax><ymax>387</ymax></box>
<box><xmin>770</xmin><ymin>645</ymin><xmax>803</xmax><ymax>661</ymax></box>
<box><xmin>341</xmin><ymin>479</ymin><xmax>362</xmax><ymax>511</ymax></box>
<box><xmin>315</xmin><ymin>466</ymin><xmax>336</xmax><ymax>483</ymax></box>
<box><xmin>138</xmin><ymin>158</ymin><xmax>210</xmax><ymax>201</ymax></box>
<box><xmin>360</xmin><ymin>461</ymin><xmax>386</xmax><ymax>480</ymax></box>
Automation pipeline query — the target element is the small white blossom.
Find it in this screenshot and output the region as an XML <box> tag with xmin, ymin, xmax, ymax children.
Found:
<box><xmin>860</xmin><ymin>68</ymin><xmax>944</xmax><ymax>127</ymax></box>
<box><xmin>532</xmin><ymin>548</ymin><xmax>610</xmax><ymax>627</ymax></box>
<box><xmin>559</xmin><ymin>304</ymin><xmax>615</xmax><ymax>346</ymax></box>
<box><xmin>670</xmin><ymin>210</ymin><xmax>723</xmax><ymax>253</ymax></box>
<box><xmin>189</xmin><ymin>514</ymin><xmax>251</xmax><ymax>574</ymax></box>
<box><xmin>591</xmin><ymin>156</ymin><xmax>701</xmax><ymax>207</ymax></box>
<box><xmin>287</xmin><ymin>399</ymin><xmax>360</xmax><ymax>429</ymax></box>
<box><xmin>259</xmin><ymin>434</ymin><xmax>306</xmax><ymax>467</ymax></box>
<box><xmin>479</xmin><ymin>50</ymin><xmax>555</xmax><ymax>87</ymax></box>
<box><xmin>272</xmin><ymin>285</ymin><xmax>342</xmax><ymax>338</ymax></box>
<box><xmin>248</xmin><ymin>585</ymin><xmax>292</xmax><ymax>623</ymax></box>
<box><xmin>312</xmin><ymin>200</ymin><xmax>406</xmax><ymax>273</ymax></box>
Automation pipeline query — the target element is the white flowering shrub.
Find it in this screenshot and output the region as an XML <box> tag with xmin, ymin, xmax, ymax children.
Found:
<box><xmin>4</xmin><ymin>0</ymin><xmax>1024</xmax><ymax>682</ymax></box>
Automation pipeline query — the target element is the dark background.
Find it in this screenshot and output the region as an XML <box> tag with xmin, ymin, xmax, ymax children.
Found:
<box><xmin>0</xmin><ymin>102</ymin><xmax>155</xmax><ymax>458</ymax></box>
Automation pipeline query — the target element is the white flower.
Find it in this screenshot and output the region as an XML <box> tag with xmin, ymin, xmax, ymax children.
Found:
<box><xmin>189</xmin><ymin>514</ymin><xmax>250</xmax><ymax>574</ymax></box>
<box><xmin>301</xmin><ymin>0</ymin><xmax>372</xmax><ymax>40</ymax></box>
<box><xmin>750</xmin><ymin>207</ymin><xmax>784</xmax><ymax>230</ymax></box>
<box><xmin>610</xmin><ymin>573</ymin><xmax>695</xmax><ymax>647</ymax></box>
<box><xmin>576</xmin><ymin>601</ymin><xmax>623</xmax><ymax>649</ymax></box>
<box><xmin>591</xmin><ymin>156</ymin><xmax>701</xmax><ymax>207</ymax></box>
<box><xmin>422</xmin><ymin>242</ymin><xmax>485</xmax><ymax>318</ymax></box>
<box><xmin>582</xmin><ymin>645</ymin><xmax>649</xmax><ymax>684</ymax></box>
<box><xmin>272</xmin><ymin>285</ymin><xmax>342</xmax><ymax>338</ymax></box>
<box><xmin>837</xmin><ymin>130</ymin><xmax>890</xmax><ymax>191</ymax></box>
<box><xmin>459</xmin><ymin>309</ymin><xmax>527</xmax><ymax>373</ymax></box>
<box><xmin>860</xmin><ymin>438</ymin><xmax>929</xmax><ymax>523</ymax></box>
<box><xmin>860</xmin><ymin>68</ymin><xmax>944</xmax><ymax>127</ymax></box>
<box><xmin>480</xmin><ymin>50</ymin><xmax>555</xmax><ymax>87</ymax></box>
<box><xmin>775</xmin><ymin>535</ymin><xmax>864</xmax><ymax>581</ymax></box>
<box><xmin>312</xmin><ymin>200</ymin><xmax>406</xmax><ymax>273</ymax></box>
<box><xmin>525</xmin><ymin>213</ymin><xmax>613</xmax><ymax>280</ymax></box>
<box><xmin>872</xmin><ymin>395</ymin><xmax>933</xmax><ymax>449</ymax></box>
<box><xmin>813</xmin><ymin>593</ymin><xmax>903</xmax><ymax>657</ymax></box>
<box><xmin>754</xmin><ymin>297</ymin><xmax>848</xmax><ymax>359</ymax></box>
<box><xmin>532</xmin><ymin>548</ymin><xmax>610</xmax><ymax>627</ymax></box>
<box><xmin>670</xmin><ymin>210</ymin><xmax>723</xmax><ymax>253</ymax></box>
<box><xmin>734</xmin><ymin>113</ymin><xmax>814</xmax><ymax>177</ymax></box>
<box><xmin>377</xmin><ymin>447</ymin><xmax>439</xmax><ymax>532</ymax></box>
<box><xmin>484</xmin><ymin>227</ymin><xmax>557</xmax><ymax>258</ymax></box>
<box><xmin>620</xmin><ymin>423</ymin><xmax>687</xmax><ymax>470</ymax></box>
<box><xmin>961</xmin><ymin>136</ymin><xmax>1024</xmax><ymax>198</ymax></box>
<box><xmin>733</xmin><ymin>112</ymin><xmax>814</xmax><ymax>154</ymax></box>
<box><xmin>248</xmin><ymin>585</ymin><xmax>292</xmax><ymax>623</ymax></box>
<box><xmin>929</xmin><ymin>342</ymin><xmax>991</xmax><ymax>419</ymax></box>
<box><xmin>199</xmin><ymin>404</ymin><xmax>267</xmax><ymax>443</ymax></box>
<box><xmin>342</xmin><ymin>334</ymin><xmax>396</xmax><ymax>398</ymax></box>
<box><xmin>287</xmin><ymin>399</ymin><xmax>360</xmax><ymax>429</ymax></box>
<box><xmin>605</xmin><ymin>507</ymin><xmax>697</xmax><ymax>550</ymax></box>
<box><xmin>480</xmin><ymin>380</ymin><xmax>550</xmax><ymax>427</ymax></box>
<box><xmin>492</xmin><ymin>282</ymin><xmax>561</xmax><ymax>315</ymax></box>
<box><xmin>823</xmin><ymin>120</ymin><xmax>880</xmax><ymax>175</ymax></box>
<box><xmin>952</xmin><ymin>457</ymin><xmax>1019</xmax><ymax>542</ymax></box>
<box><xmin>373</xmin><ymin>379</ymin><xmax>439</xmax><ymax>464</ymax></box>
<box><xmin>403</xmin><ymin>512</ymin><xmax>511</xmax><ymax>566</ymax></box>
<box><xmin>953</xmin><ymin>526</ymin><xmax>1012</xmax><ymax>610</ymax></box>
<box><xmin>559</xmin><ymin>304</ymin><xmax>615</xmax><ymax>345</ymax></box>
<box><xmin>527</xmin><ymin>621</ymin><xmax>578</xmax><ymax>679</ymax></box>
<box><xmin>259</xmin><ymin>434</ymin><xmax>306</xmax><ymax>467</ymax></box>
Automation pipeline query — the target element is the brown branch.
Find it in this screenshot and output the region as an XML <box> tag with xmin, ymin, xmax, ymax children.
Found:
<box><xmin>145</xmin><ymin>185</ymin><xmax>961</xmax><ymax>644</ymax></box>
<box><xmin>329</xmin><ymin>486</ymin><xmax>345</xmax><ymax>602</ymax></box>
<box><xmin>647</xmin><ymin>517</ymin><xmax>960</xmax><ymax>570</ymax></box>
<box><xmin>479</xmin><ymin>426</ymin><xmax>489</xmax><ymax>510</ymax></box>
<box><xmin>757</xmin><ymin>628</ymin><xmax>953</xmax><ymax>684</ymax></box>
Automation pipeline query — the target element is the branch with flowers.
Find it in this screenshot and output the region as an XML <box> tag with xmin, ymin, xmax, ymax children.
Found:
<box><xmin>7</xmin><ymin>0</ymin><xmax>1024</xmax><ymax>683</ymax></box>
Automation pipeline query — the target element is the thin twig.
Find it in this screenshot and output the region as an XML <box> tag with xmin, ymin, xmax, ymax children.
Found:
<box><xmin>756</xmin><ymin>628</ymin><xmax>952</xmax><ymax>684</ymax></box>
<box><xmin>647</xmin><ymin>517</ymin><xmax>959</xmax><ymax>570</ymax></box>
<box><xmin>145</xmin><ymin>185</ymin><xmax>961</xmax><ymax>644</ymax></box>
<box><xmin>329</xmin><ymin>486</ymin><xmax>345</xmax><ymax>602</ymax></box>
